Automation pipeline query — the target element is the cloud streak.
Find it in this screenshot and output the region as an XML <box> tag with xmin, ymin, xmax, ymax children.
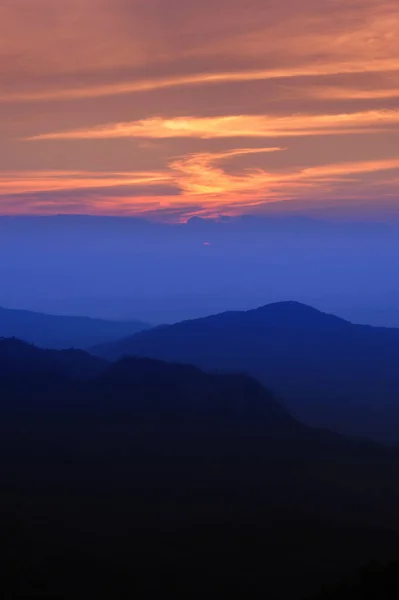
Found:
<box><xmin>0</xmin><ymin>170</ymin><xmax>172</xmax><ymax>196</ymax></box>
<box><xmin>3</xmin><ymin>59</ymin><xmax>399</xmax><ymax>104</ymax></box>
<box><xmin>2</xmin><ymin>152</ymin><xmax>398</xmax><ymax>219</ymax></box>
<box><xmin>28</xmin><ymin>110</ymin><xmax>399</xmax><ymax>141</ymax></box>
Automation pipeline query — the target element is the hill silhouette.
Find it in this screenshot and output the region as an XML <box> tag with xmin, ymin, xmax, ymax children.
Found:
<box><xmin>0</xmin><ymin>337</ymin><xmax>106</xmax><ymax>378</ymax></box>
<box><xmin>0</xmin><ymin>305</ymin><xmax>149</xmax><ymax>349</ymax></box>
<box><xmin>93</xmin><ymin>301</ymin><xmax>399</xmax><ymax>443</ymax></box>
<box><xmin>2</xmin><ymin>338</ymin><xmax>399</xmax><ymax>598</ymax></box>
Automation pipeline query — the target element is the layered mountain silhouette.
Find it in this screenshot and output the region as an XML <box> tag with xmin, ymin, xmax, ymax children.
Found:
<box><xmin>0</xmin><ymin>305</ymin><xmax>149</xmax><ymax>349</ymax></box>
<box><xmin>6</xmin><ymin>336</ymin><xmax>399</xmax><ymax>598</ymax></box>
<box><xmin>93</xmin><ymin>301</ymin><xmax>399</xmax><ymax>442</ymax></box>
<box><xmin>3</xmin><ymin>337</ymin><xmax>399</xmax><ymax>598</ymax></box>
<box><xmin>0</xmin><ymin>337</ymin><xmax>106</xmax><ymax>378</ymax></box>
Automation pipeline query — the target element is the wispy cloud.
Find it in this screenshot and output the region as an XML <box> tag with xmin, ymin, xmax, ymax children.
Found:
<box><xmin>302</xmin><ymin>85</ymin><xmax>399</xmax><ymax>101</ymax></box>
<box><xmin>170</xmin><ymin>151</ymin><xmax>399</xmax><ymax>202</ymax></box>
<box><xmin>169</xmin><ymin>147</ymin><xmax>285</xmax><ymax>196</ymax></box>
<box><xmin>27</xmin><ymin>110</ymin><xmax>399</xmax><ymax>141</ymax></box>
<box><xmin>1</xmin><ymin>0</ymin><xmax>399</xmax><ymax>217</ymax></box>
<box><xmin>2</xmin><ymin>151</ymin><xmax>398</xmax><ymax>219</ymax></box>
<box><xmin>3</xmin><ymin>60</ymin><xmax>399</xmax><ymax>104</ymax></box>
<box><xmin>0</xmin><ymin>170</ymin><xmax>172</xmax><ymax>196</ymax></box>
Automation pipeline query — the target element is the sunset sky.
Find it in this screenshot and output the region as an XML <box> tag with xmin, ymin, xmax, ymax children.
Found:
<box><xmin>1</xmin><ymin>0</ymin><xmax>399</xmax><ymax>220</ymax></box>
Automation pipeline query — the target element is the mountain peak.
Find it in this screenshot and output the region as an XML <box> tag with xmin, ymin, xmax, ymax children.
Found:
<box><xmin>91</xmin><ymin>300</ymin><xmax>399</xmax><ymax>441</ymax></box>
<box><xmin>246</xmin><ymin>301</ymin><xmax>350</xmax><ymax>328</ymax></box>
<box><xmin>256</xmin><ymin>300</ymin><xmax>318</xmax><ymax>311</ymax></box>
<box><xmin>255</xmin><ymin>301</ymin><xmax>328</xmax><ymax>313</ymax></box>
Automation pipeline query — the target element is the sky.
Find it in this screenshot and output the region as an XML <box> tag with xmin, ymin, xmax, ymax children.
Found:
<box><xmin>1</xmin><ymin>0</ymin><xmax>399</xmax><ymax>221</ymax></box>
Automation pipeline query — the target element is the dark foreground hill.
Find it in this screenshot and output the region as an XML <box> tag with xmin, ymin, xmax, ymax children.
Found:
<box><xmin>93</xmin><ymin>301</ymin><xmax>399</xmax><ymax>443</ymax></box>
<box><xmin>0</xmin><ymin>337</ymin><xmax>106</xmax><ymax>378</ymax></box>
<box><xmin>0</xmin><ymin>305</ymin><xmax>149</xmax><ymax>349</ymax></box>
<box><xmin>2</xmin><ymin>339</ymin><xmax>399</xmax><ymax>598</ymax></box>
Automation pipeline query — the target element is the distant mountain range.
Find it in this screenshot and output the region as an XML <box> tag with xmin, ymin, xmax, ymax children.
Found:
<box><xmin>2</xmin><ymin>336</ymin><xmax>399</xmax><ymax>597</ymax></box>
<box><xmin>0</xmin><ymin>305</ymin><xmax>149</xmax><ymax>349</ymax></box>
<box><xmin>93</xmin><ymin>301</ymin><xmax>399</xmax><ymax>443</ymax></box>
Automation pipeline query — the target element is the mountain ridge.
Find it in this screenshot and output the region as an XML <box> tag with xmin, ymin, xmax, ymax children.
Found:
<box><xmin>92</xmin><ymin>301</ymin><xmax>399</xmax><ymax>442</ymax></box>
<box><xmin>2</xmin><ymin>336</ymin><xmax>399</xmax><ymax>598</ymax></box>
<box><xmin>0</xmin><ymin>304</ymin><xmax>150</xmax><ymax>349</ymax></box>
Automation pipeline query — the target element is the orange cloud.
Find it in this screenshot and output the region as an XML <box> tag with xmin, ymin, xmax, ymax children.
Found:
<box><xmin>1</xmin><ymin>0</ymin><xmax>399</xmax><ymax>218</ymax></box>
<box><xmin>170</xmin><ymin>150</ymin><xmax>399</xmax><ymax>203</ymax></box>
<box><xmin>1</xmin><ymin>151</ymin><xmax>399</xmax><ymax>217</ymax></box>
<box><xmin>1</xmin><ymin>0</ymin><xmax>398</xmax><ymax>103</ymax></box>
<box><xmin>3</xmin><ymin>60</ymin><xmax>399</xmax><ymax>104</ymax></box>
<box><xmin>0</xmin><ymin>170</ymin><xmax>171</xmax><ymax>196</ymax></box>
<box><xmin>28</xmin><ymin>110</ymin><xmax>399</xmax><ymax>141</ymax></box>
<box><xmin>302</xmin><ymin>86</ymin><xmax>399</xmax><ymax>101</ymax></box>
<box><xmin>169</xmin><ymin>147</ymin><xmax>285</xmax><ymax>196</ymax></box>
